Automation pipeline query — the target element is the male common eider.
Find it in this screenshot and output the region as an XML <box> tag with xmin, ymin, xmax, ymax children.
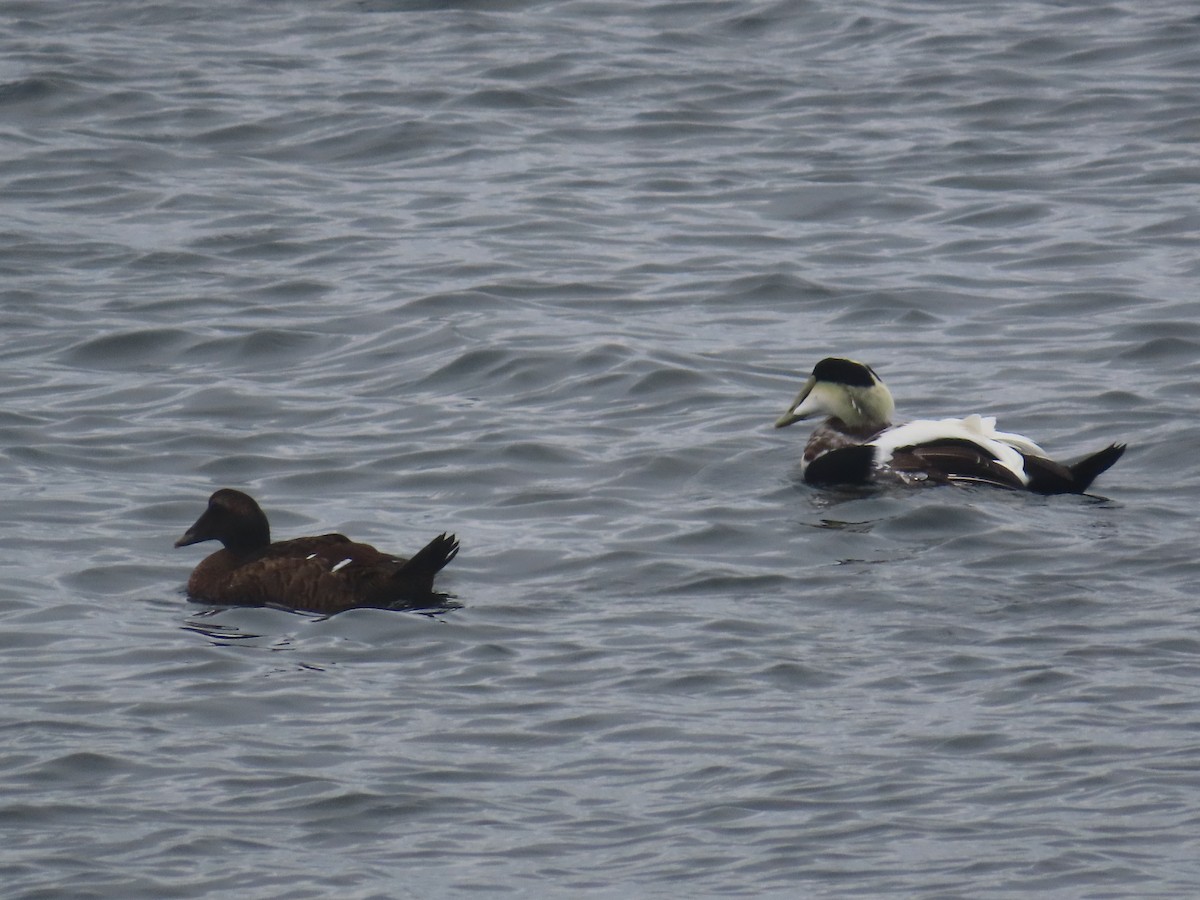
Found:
<box><xmin>175</xmin><ymin>489</ymin><xmax>459</xmax><ymax>614</ymax></box>
<box><xmin>774</xmin><ymin>358</ymin><xmax>1125</xmax><ymax>494</ymax></box>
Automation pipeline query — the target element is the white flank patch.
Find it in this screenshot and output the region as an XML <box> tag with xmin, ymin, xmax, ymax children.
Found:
<box><xmin>306</xmin><ymin>553</ymin><xmax>318</xmax><ymax>560</ymax></box>
<box><xmin>330</xmin><ymin>558</ymin><xmax>352</xmax><ymax>573</ymax></box>
<box><xmin>872</xmin><ymin>416</ymin><xmax>1043</xmax><ymax>484</ymax></box>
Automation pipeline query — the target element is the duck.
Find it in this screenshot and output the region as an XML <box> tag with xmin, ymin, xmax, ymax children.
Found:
<box><xmin>774</xmin><ymin>357</ymin><xmax>1125</xmax><ymax>494</ymax></box>
<box><xmin>175</xmin><ymin>489</ymin><xmax>459</xmax><ymax>614</ymax></box>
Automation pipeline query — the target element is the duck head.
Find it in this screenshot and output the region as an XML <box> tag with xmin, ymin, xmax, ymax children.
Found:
<box><xmin>175</xmin><ymin>488</ymin><xmax>271</xmax><ymax>554</ymax></box>
<box><xmin>774</xmin><ymin>357</ymin><xmax>895</xmax><ymax>430</ymax></box>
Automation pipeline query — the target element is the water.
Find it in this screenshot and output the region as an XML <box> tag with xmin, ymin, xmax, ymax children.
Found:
<box><xmin>3</xmin><ymin>0</ymin><xmax>1199</xmax><ymax>896</ymax></box>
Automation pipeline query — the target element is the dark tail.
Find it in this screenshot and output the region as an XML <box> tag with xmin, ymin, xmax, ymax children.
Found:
<box><xmin>1023</xmin><ymin>443</ymin><xmax>1126</xmax><ymax>494</ymax></box>
<box><xmin>394</xmin><ymin>533</ymin><xmax>459</xmax><ymax>596</ymax></box>
<box><xmin>1069</xmin><ymin>443</ymin><xmax>1126</xmax><ymax>493</ymax></box>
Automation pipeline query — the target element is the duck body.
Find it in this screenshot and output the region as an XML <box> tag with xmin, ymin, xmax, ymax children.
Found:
<box><xmin>175</xmin><ymin>489</ymin><xmax>459</xmax><ymax>615</ymax></box>
<box><xmin>775</xmin><ymin>358</ymin><xmax>1125</xmax><ymax>495</ymax></box>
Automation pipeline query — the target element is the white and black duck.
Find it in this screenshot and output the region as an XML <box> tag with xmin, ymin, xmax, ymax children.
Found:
<box><xmin>774</xmin><ymin>357</ymin><xmax>1125</xmax><ymax>494</ymax></box>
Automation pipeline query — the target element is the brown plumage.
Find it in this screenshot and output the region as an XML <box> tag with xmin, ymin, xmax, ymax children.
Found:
<box><xmin>175</xmin><ymin>489</ymin><xmax>459</xmax><ymax>615</ymax></box>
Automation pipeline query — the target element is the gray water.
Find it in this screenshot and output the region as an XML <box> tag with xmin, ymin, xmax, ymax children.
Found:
<box><xmin>3</xmin><ymin>1</ymin><xmax>1199</xmax><ymax>897</ymax></box>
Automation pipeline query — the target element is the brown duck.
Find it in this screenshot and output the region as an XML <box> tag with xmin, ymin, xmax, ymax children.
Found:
<box><xmin>175</xmin><ymin>489</ymin><xmax>459</xmax><ymax>615</ymax></box>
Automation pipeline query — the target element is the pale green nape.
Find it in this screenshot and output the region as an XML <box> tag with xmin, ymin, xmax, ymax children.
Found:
<box><xmin>829</xmin><ymin>379</ymin><xmax>895</xmax><ymax>429</ymax></box>
<box><xmin>775</xmin><ymin>364</ymin><xmax>897</xmax><ymax>430</ymax></box>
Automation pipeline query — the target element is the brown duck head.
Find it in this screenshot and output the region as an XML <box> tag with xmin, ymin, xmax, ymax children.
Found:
<box><xmin>175</xmin><ymin>489</ymin><xmax>271</xmax><ymax>555</ymax></box>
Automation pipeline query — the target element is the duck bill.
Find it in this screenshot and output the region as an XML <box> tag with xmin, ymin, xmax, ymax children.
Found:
<box><xmin>174</xmin><ymin>512</ymin><xmax>208</xmax><ymax>548</ymax></box>
<box><xmin>174</xmin><ymin>528</ymin><xmax>201</xmax><ymax>548</ymax></box>
<box><xmin>774</xmin><ymin>376</ymin><xmax>816</xmax><ymax>428</ymax></box>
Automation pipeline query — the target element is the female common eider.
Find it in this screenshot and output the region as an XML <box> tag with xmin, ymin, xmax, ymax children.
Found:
<box><xmin>774</xmin><ymin>358</ymin><xmax>1125</xmax><ymax>494</ymax></box>
<box><xmin>175</xmin><ymin>489</ymin><xmax>459</xmax><ymax>614</ymax></box>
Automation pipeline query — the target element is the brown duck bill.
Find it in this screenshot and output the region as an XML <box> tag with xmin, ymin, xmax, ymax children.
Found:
<box><xmin>174</xmin><ymin>529</ymin><xmax>202</xmax><ymax>548</ymax></box>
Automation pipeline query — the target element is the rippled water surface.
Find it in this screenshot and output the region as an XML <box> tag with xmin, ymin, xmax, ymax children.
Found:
<box><xmin>3</xmin><ymin>0</ymin><xmax>1200</xmax><ymax>896</ymax></box>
